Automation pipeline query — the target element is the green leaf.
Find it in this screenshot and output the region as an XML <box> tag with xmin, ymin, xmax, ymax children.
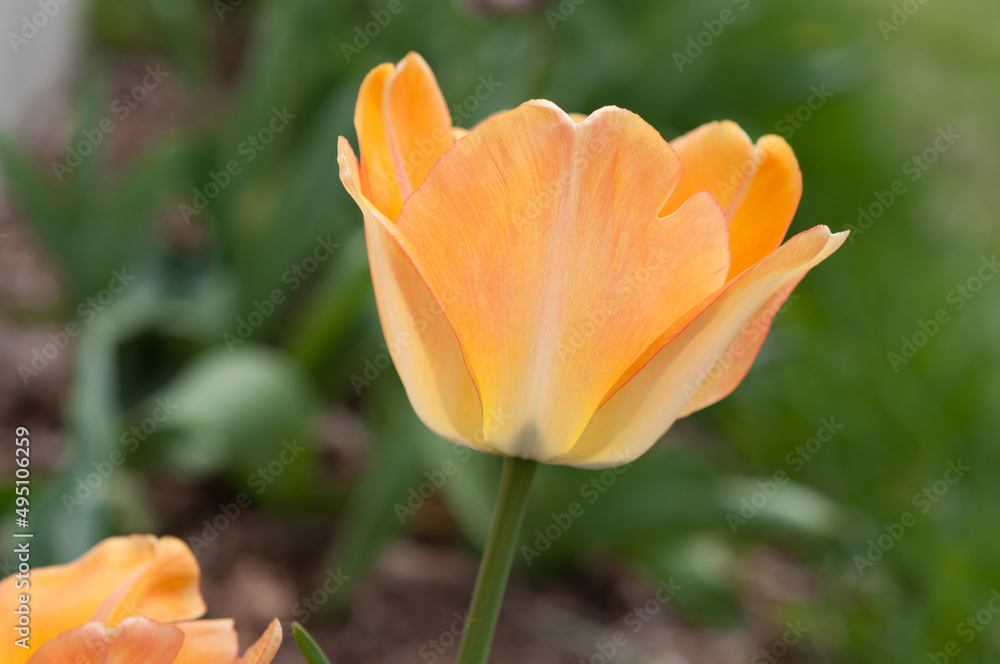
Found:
<box><xmin>292</xmin><ymin>623</ymin><xmax>331</xmax><ymax>664</ymax></box>
<box><xmin>137</xmin><ymin>345</ymin><xmax>320</xmax><ymax>496</ymax></box>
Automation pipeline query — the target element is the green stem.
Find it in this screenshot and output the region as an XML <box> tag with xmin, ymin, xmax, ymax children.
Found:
<box><xmin>456</xmin><ymin>456</ymin><xmax>538</xmax><ymax>664</ymax></box>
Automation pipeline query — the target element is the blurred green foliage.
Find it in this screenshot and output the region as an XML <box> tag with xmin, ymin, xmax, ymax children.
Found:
<box><xmin>2</xmin><ymin>0</ymin><xmax>999</xmax><ymax>661</ymax></box>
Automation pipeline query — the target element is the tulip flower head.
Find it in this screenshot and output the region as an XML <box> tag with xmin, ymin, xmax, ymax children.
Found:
<box><xmin>0</xmin><ymin>535</ymin><xmax>282</xmax><ymax>664</ymax></box>
<box><xmin>339</xmin><ymin>52</ymin><xmax>846</xmax><ymax>468</ymax></box>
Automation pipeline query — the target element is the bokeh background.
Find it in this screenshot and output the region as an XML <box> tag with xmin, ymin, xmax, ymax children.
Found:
<box><xmin>1</xmin><ymin>0</ymin><xmax>999</xmax><ymax>662</ymax></box>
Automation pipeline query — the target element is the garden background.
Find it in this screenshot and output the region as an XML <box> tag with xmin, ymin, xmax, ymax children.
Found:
<box><xmin>1</xmin><ymin>0</ymin><xmax>999</xmax><ymax>662</ymax></box>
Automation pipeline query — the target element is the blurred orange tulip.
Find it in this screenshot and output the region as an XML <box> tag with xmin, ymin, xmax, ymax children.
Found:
<box><xmin>339</xmin><ymin>52</ymin><xmax>846</xmax><ymax>468</ymax></box>
<box><xmin>0</xmin><ymin>535</ymin><xmax>281</xmax><ymax>664</ymax></box>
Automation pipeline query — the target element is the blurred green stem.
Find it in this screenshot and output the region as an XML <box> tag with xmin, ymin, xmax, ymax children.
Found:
<box><xmin>456</xmin><ymin>456</ymin><xmax>537</xmax><ymax>664</ymax></box>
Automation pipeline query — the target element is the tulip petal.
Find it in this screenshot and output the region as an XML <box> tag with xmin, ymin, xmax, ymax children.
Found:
<box><xmin>339</xmin><ymin>138</ymin><xmax>484</xmax><ymax>446</ymax></box>
<box><xmin>25</xmin><ymin>622</ymin><xmax>109</xmax><ymax>664</ymax></box>
<box><xmin>726</xmin><ymin>135</ymin><xmax>802</xmax><ymax>277</ymax></box>
<box><xmin>677</xmin><ymin>279</ymin><xmax>801</xmax><ymax>417</ymax></box>
<box><xmin>661</xmin><ymin>120</ymin><xmax>755</xmax><ymax>217</ymax></box>
<box><xmin>664</xmin><ymin>122</ymin><xmax>802</xmax><ymax>279</ymax></box>
<box><xmin>237</xmin><ymin>619</ymin><xmax>283</xmax><ymax>664</ymax></box>
<box><xmin>393</xmin><ymin>101</ymin><xmax>731</xmax><ymax>460</ymax></box>
<box><xmin>355</xmin><ymin>62</ymin><xmax>400</xmax><ymax>219</ymax></box>
<box><xmin>174</xmin><ymin>620</ymin><xmax>239</xmax><ymax>664</ymax></box>
<box><xmin>27</xmin><ymin>618</ymin><xmax>184</xmax><ymax>664</ymax></box>
<box><xmin>355</xmin><ymin>53</ymin><xmax>453</xmax><ymax>220</ymax></box>
<box><xmin>563</xmin><ymin>226</ymin><xmax>847</xmax><ymax>467</ymax></box>
<box><xmin>105</xmin><ymin>617</ymin><xmax>184</xmax><ymax>664</ymax></box>
<box><xmin>384</xmin><ymin>52</ymin><xmax>453</xmax><ymax>198</ymax></box>
<box><xmin>101</xmin><ymin>536</ymin><xmax>205</xmax><ymax>627</ymax></box>
<box><xmin>1</xmin><ymin>536</ymin><xmax>204</xmax><ymax>664</ymax></box>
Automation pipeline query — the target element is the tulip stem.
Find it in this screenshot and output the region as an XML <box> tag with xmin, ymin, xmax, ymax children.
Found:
<box><xmin>456</xmin><ymin>455</ymin><xmax>538</xmax><ymax>664</ymax></box>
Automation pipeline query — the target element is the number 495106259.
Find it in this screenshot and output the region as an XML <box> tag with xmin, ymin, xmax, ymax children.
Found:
<box><xmin>14</xmin><ymin>427</ymin><xmax>30</xmax><ymax>528</ymax></box>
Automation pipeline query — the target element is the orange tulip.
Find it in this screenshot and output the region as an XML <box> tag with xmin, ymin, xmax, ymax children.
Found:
<box><xmin>339</xmin><ymin>52</ymin><xmax>846</xmax><ymax>468</ymax></box>
<box><xmin>0</xmin><ymin>535</ymin><xmax>282</xmax><ymax>664</ymax></box>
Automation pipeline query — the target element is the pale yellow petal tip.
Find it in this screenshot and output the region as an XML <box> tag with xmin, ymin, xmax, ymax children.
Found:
<box><xmin>336</xmin><ymin>134</ymin><xmax>351</xmax><ymax>155</ymax></box>
<box><xmin>790</xmin><ymin>225</ymin><xmax>849</xmax><ymax>260</ymax></box>
<box><xmin>830</xmin><ymin>228</ymin><xmax>850</xmax><ymax>248</ymax></box>
<box><xmin>336</xmin><ymin>136</ymin><xmax>353</xmax><ymax>170</ymax></box>
<box><xmin>812</xmin><ymin>224</ymin><xmax>850</xmax><ymax>245</ymax></box>
<box><xmin>337</xmin><ymin>137</ymin><xmax>360</xmax><ymax>191</ymax></box>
